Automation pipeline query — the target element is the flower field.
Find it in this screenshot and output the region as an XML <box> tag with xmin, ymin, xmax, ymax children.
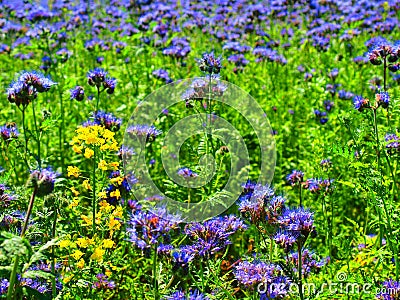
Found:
<box><xmin>0</xmin><ymin>0</ymin><xmax>400</xmax><ymax>299</ymax></box>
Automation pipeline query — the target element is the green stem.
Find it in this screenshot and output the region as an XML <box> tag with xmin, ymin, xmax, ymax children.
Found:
<box><xmin>298</xmin><ymin>242</ymin><xmax>304</xmax><ymax>300</ymax></box>
<box><xmin>92</xmin><ymin>147</ymin><xmax>97</xmax><ymax>235</ymax></box>
<box><xmin>7</xmin><ymin>186</ymin><xmax>37</xmax><ymax>300</ymax></box>
<box><xmin>31</xmin><ymin>100</ymin><xmax>41</xmax><ymax>169</ymax></box>
<box><xmin>153</xmin><ymin>245</ymin><xmax>159</xmax><ymax>300</ymax></box>
<box><xmin>51</xmin><ymin>204</ymin><xmax>58</xmax><ymax>298</ymax></box>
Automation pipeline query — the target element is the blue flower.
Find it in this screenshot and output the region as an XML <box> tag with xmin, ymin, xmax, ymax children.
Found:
<box><xmin>197</xmin><ymin>51</ymin><xmax>223</xmax><ymax>74</ymax></box>
<box><xmin>70</xmin><ymin>86</ymin><xmax>84</xmax><ymax>101</ymax></box>
<box><xmin>29</xmin><ymin>167</ymin><xmax>59</xmax><ymax>197</ymax></box>
<box><xmin>353</xmin><ymin>95</ymin><xmax>370</xmax><ymax>111</ymax></box>
<box><xmin>376</xmin><ymin>91</ymin><xmax>390</xmax><ymax>108</ymax></box>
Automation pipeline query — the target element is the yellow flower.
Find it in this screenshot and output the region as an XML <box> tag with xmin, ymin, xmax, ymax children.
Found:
<box><xmin>77</xmin><ymin>258</ymin><xmax>85</xmax><ymax>269</ymax></box>
<box><xmin>105</xmin><ymin>270</ymin><xmax>112</xmax><ymax>277</ymax></box>
<box><xmin>82</xmin><ymin>180</ymin><xmax>92</xmax><ymax>190</ymax></box>
<box><xmin>76</xmin><ymin>237</ymin><xmax>94</xmax><ymax>248</ymax></box>
<box><xmin>84</xmin><ymin>148</ymin><xmax>94</xmax><ymax>159</ymax></box>
<box><xmin>109</xmin><ymin>162</ymin><xmax>119</xmax><ymax>170</ymax></box>
<box><xmin>113</xmin><ymin>206</ymin><xmax>123</xmax><ymax>218</ymax></box>
<box><xmin>59</xmin><ymin>240</ymin><xmax>71</xmax><ymax>248</ymax></box>
<box><xmin>70</xmin><ymin>187</ymin><xmax>80</xmax><ymax>197</ymax></box>
<box><xmin>90</xmin><ymin>247</ymin><xmax>105</xmax><ymax>262</ymax></box>
<box><xmin>110</xmin><ymin>189</ymin><xmax>121</xmax><ymax>200</ymax></box>
<box><xmin>81</xmin><ymin>215</ymin><xmax>92</xmax><ymax>226</ymax></box>
<box><xmin>72</xmin><ymin>144</ymin><xmax>83</xmax><ymax>154</ymax></box>
<box><xmin>98</xmin><ymin>191</ymin><xmax>107</xmax><ymax>199</ymax></box>
<box><xmin>63</xmin><ymin>274</ymin><xmax>74</xmax><ymax>284</ymax></box>
<box><xmin>67</xmin><ymin>166</ymin><xmax>81</xmax><ymax>178</ymax></box>
<box><xmin>103</xmin><ymin>239</ymin><xmax>114</xmax><ymax>249</ymax></box>
<box><xmin>98</xmin><ymin>160</ymin><xmax>108</xmax><ymax>171</ymax></box>
<box><xmin>110</xmin><ymin>177</ymin><xmax>123</xmax><ymax>186</ymax></box>
<box><xmin>71</xmin><ymin>249</ymin><xmax>84</xmax><ymax>260</ymax></box>
<box><xmin>109</xmin><ymin>216</ymin><xmax>121</xmax><ymax>231</ymax></box>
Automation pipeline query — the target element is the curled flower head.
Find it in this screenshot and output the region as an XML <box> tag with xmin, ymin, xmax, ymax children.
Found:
<box><xmin>87</xmin><ymin>68</ymin><xmax>107</xmax><ymax>87</ymax></box>
<box><xmin>177</xmin><ymin>167</ymin><xmax>198</xmax><ymax>179</ymax></box>
<box><xmin>273</xmin><ymin>229</ymin><xmax>300</xmax><ymax>252</ymax></box>
<box><xmin>0</xmin><ymin>123</ymin><xmax>19</xmax><ymax>142</ymax></box>
<box><xmin>126</xmin><ymin>124</ymin><xmax>162</xmax><ymax>142</ymax></box>
<box><xmin>103</xmin><ymin>77</ymin><xmax>117</xmax><ymax>94</ymax></box>
<box><xmin>376</xmin><ymin>91</ymin><xmax>390</xmax><ymax>108</ymax></box>
<box><xmin>278</xmin><ymin>207</ymin><xmax>315</xmax><ymax>236</ymax></box>
<box><xmin>385</xmin><ymin>133</ymin><xmax>399</xmax><ymax>154</ymax></box>
<box><xmin>353</xmin><ymin>95</ymin><xmax>369</xmax><ymax>112</ymax></box>
<box><xmin>28</xmin><ymin>167</ymin><xmax>59</xmax><ymax>197</ymax></box>
<box><xmin>70</xmin><ymin>86</ymin><xmax>85</xmax><ymax>101</ymax></box>
<box><xmin>7</xmin><ymin>71</ymin><xmax>56</xmax><ymax>107</ymax></box>
<box><xmin>197</xmin><ymin>52</ymin><xmax>223</xmax><ymax>74</ymax></box>
<box><xmin>286</xmin><ymin>170</ymin><xmax>304</xmax><ymax>186</ymax></box>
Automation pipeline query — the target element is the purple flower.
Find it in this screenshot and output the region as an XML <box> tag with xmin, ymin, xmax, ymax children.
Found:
<box><xmin>385</xmin><ymin>133</ymin><xmax>399</xmax><ymax>154</ymax></box>
<box><xmin>29</xmin><ymin>167</ymin><xmax>59</xmax><ymax>197</ymax></box>
<box><xmin>286</xmin><ymin>248</ymin><xmax>328</xmax><ymax>278</ymax></box>
<box><xmin>273</xmin><ymin>229</ymin><xmax>300</xmax><ymax>252</ymax></box>
<box><xmin>286</xmin><ymin>170</ymin><xmax>304</xmax><ymax>186</ymax></box>
<box><xmin>353</xmin><ymin>95</ymin><xmax>370</xmax><ymax>111</ymax></box>
<box><xmin>184</xmin><ymin>215</ymin><xmax>246</xmax><ymax>258</ymax></box>
<box><xmin>165</xmin><ymin>290</ymin><xmax>210</xmax><ymax>300</ymax></box>
<box><xmin>278</xmin><ymin>207</ymin><xmax>315</xmax><ymax>235</ymax></box>
<box><xmin>197</xmin><ymin>52</ymin><xmax>223</xmax><ymax>74</ymax></box>
<box><xmin>92</xmin><ymin>111</ymin><xmax>122</xmax><ymax>132</ymax></box>
<box><xmin>234</xmin><ymin>260</ymin><xmax>290</xmax><ymax>295</ymax></box>
<box><xmin>0</xmin><ymin>184</ymin><xmax>16</xmax><ymax>208</ymax></box>
<box><xmin>127</xmin><ymin>124</ymin><xmax>162</xmax><ymax>142</ymax></box>
<box><xmin>92</xmin><ymin>273</ymin><xmax>116</xmax><ymax>290</ymax></box>
<box><xmin>127</xmin><ymin>207</ymin><xmax>181</xmax><ymax>251</ymax></box>
<box><xmin>0</xmin><ymin>123</ymin><xmax>19</xmax><ymax>142</ymax></box>
<box><xmin>320</xmin><ymin>158</ymin><xmax>332</xmax><ymax>169</ymax></box>
<box><xmin>376</xmin><ymin>91</ymin><xmax>390</xmax><ymax>108</ymax></box>
<box><xmin>103</xmin><ymin>77</ymin><xmax>117</xmax><ymax>94</ymax></box>
<box><xmin>152</xmin><ymin>69</ymin><xmax>173</xmax><ymax>84</ymax></box>
<box><xmin>0</xmin><ymin>278</ymin><xmax>9</xmax><ymax>295</ymax></box>
<box><xmin>87</xmin><ymin>68</ymin><xmax>107</xmax><ymax>87</ymax></box>
<box><xmin>70</xmin><ymin>86</ymin><xmax>85</xmax><ymax>101</ymax></box>
<box><xmin>376</xmin><ymin>279</ymin><xmax>400</xmax><ymax>299</ymax></box>
<box><xmin>177</xmin><ymin>167</ymin><xmax>198</xmax><ymax>179</ymax></box>
<box><xmin>7</xmin><ymin>71</ymin><xmax>56</xmax><ymax>106</ymax></box>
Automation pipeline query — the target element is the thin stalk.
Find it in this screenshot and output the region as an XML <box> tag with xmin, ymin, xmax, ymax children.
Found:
<box><xmin>297</xmin><ymin>242</ymin><xmax>304</xmax><ymax>300</ymax></box>
<box><xmin>7</xmin><ymin>187</ymin><xmax>37</xmax><ymax>300</ymax></box>
<box><xmin>51</xmin><ymin>204</ymin><xmax>58</xmax><ymax>298</ymax></box>
<box><xmin>21</xmin><ymin>107</ymin><xmax>29</xmax><ymax>166</ymax></box>
<box><xmin>31</xmin><ymin>100</ymin><xmax>41</xmax><ymax>169</ymax></box>
<box><xmin>299</xmin><ymin>184</ymin><xmax>302</xmax><ymax>207</ymax></box>
<box><xmin>153</xmin><ymin>246</ymin><xmax>159</xmax><ymax>300</ymax></box>
<box><xmin>92</xmin><ymin>147</ymin><xmax>97</xmax><ymax>234</ymax></box>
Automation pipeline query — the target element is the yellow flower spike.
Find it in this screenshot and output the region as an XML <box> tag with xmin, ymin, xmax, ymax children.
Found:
<box><xmin>77</xmin><ymin>258</ymin><xmax>85</xmax><ymax>269</ymax></box>
<box><xmin>84</xmin><ymin>148</ymin><xmax>94</xmax><ymax>159</ymax></box>
<box><xmin>76</xmin><ymin>237</ymin><xmax>88</xmax><ymax>248</ymax></box>
<box><xmin>110</xmin><ymin>177</ymin><xmax>123</xmax><ymax>186</ymax></box>
<box><xmin>82</xmin><ymin>180</ymin><xmax>92</xmax><ymax>190</ymax></box>
<box><xmin>68</xmin><ymin>198</ymin><xmax>79</xmax><ymax>209</ymax></box>
<box><xmin>67</xmin><ymin>166</ymin><xmax>81</xmax><ymax>178</ymax></box>
<box><xmin>109</xmin><ymin>162</ymin><xmax>119</xmax><ymax>170</ymax></box>
<box><xmin>90</xmin><ymin>247</ymin><xmax>105</xmax><ymax>262</ymax></box>
<box><xmin>98</xmin><ymin>191</ymin><xmax>107</xmax><ymax>199</ymax></box>
<box><xmin>70</xmin><ymin>187</ymin><xmax>80</xmax><ymax>197</ymax></box>
<box><xmin>81</xmin><ymin>215</ymin><xmax>92</xmax><ymax>226</ymax></box>
<box><xmin>98</xmin><ymin>160</ymin><xmax>108</xmax><ymax>171</ymax></box>
<box><xmin>59</xmin><ymin>240</ymin><xmax>71</xmax><ymax>248</ymax></box>
<box><xmin>103</xmin><ymin>239</ymin><xmax>114</xmax><ymax>249</ymax></box>
<box><xmin>63</xmin><ymin>274</ymin><xmax>74</xmax><ymax>284</ymax></box>
<box><xmin>110</xmin><ymin>189</ymin><xmax>121</xmax><ymax>200</ymax></box>
<box><xmin>71</xmin><ymin>249</ymin><xmax>84</xmax><ymax>260</ymax></box>
<box><xmin>113</xmin><ymin>207</ymin><xmax>123</xmax><ymax>218</ymax></box>
<box><xmin>108</xmin><ymin>216</ymin><xmax>121</xmax><ymax>231</ymax></box>
<box><xmin>72</xmin><ymin>144</ymin><xmax>83</xmax><ymax>154</ymax></box>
